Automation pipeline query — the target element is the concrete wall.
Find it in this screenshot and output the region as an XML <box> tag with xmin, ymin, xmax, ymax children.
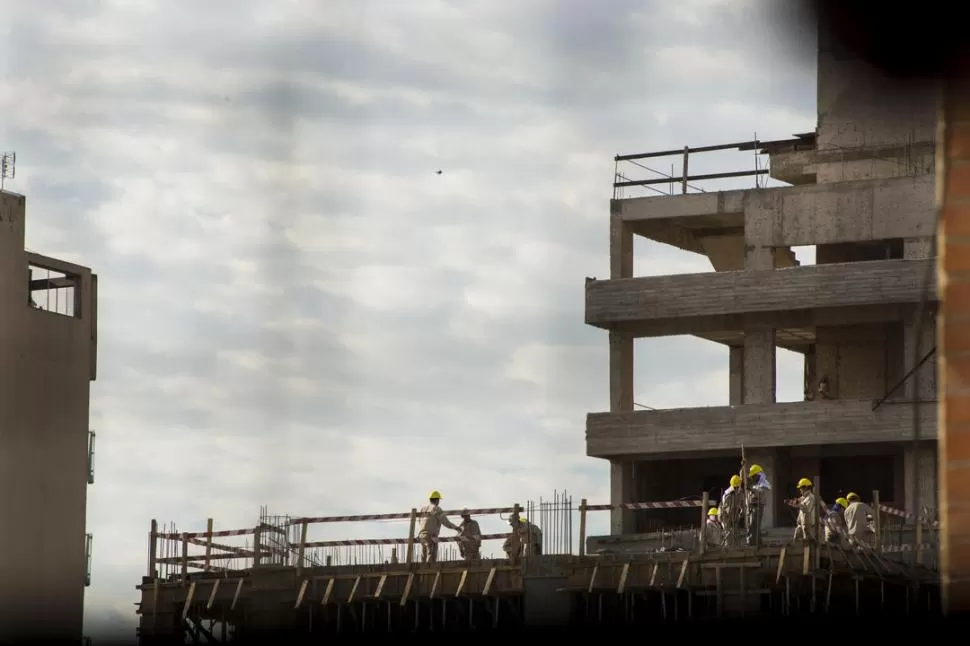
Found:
<box><xmin>586</xmin><ymin>258</ymin><xmax>933</xmax><ymax>328</ymax></box>
<box><xmin>587</xmin><ymin>400</ymin><xmax>937</xmax><ymax>457</ymax></box>
<box><xmin>0</xmin><ymin>191</ymin><xmax>95</xmax><ymax>640</ymax></box>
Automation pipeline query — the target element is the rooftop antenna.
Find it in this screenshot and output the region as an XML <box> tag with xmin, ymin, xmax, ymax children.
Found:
<box><xmin>1</xmin><ymin>151</ymin><xmax>15</xmax><ymax>190</ymax></box>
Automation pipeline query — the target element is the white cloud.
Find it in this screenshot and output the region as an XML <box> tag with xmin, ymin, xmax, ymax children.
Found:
<box><xmin>0</xmin><ymin>0</ymin><xmax>816</xmax><ymax>638</ymax></box>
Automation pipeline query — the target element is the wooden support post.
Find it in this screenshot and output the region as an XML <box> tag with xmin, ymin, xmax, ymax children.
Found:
<box><xmin>375</xmin><ymin>574</ymin><xmax>387</xmax><ymax>599</ymax></box>
<box><xmin>776</xmin><ymin>546</ymin><xmax>787</xmax><ymax>584</ymax></box>
<box><xmin>676</xmin><ymin>559</ymin><xmax>689</xmax><ymax>588</ymax></box>
<box><xmin>915</xmin><ymin>514</ymin><xmax>924</xmax><ymax>566</ymax></box>
<box><xmin>296</xmin><ymin>520</ymin><xmax>308</xmax><ymax>575</ymax></box>
<box><xmin>323</xmin><ymin>577</ymin><xmax>336</xmax><ymax>605</ymax></box>
<box><xmin>430</xmin><ymin>571</ymin><xmax>441</xmax><ymax>598</ymax></box>
<box><xmin>681</xmin><ymin>146</ymin><xmax>689</xmax><ymax>194</ymax></box>
<box><xmin>873</xmin><ymin>490</ymin><xmax>882</xmax><ymax>553</ymax></box>
<box><xmin>348</xmin><ymin>576</ymin><xmax>361</xmax><ymax>603</ymax></box>
<box><xmin>482</xmin><ymin>567</ymin><xmax>497</xmax><ymax>596</ymax></box>
<box><xmin>617</xmin><ymin>562</ymin><xmax>630</xmax><ymax>594</ymax></box>
<box><xmin>230</xmin><ymin>578</ymin><xmax>244</xmax><ymax>611</ymax></box>
<box><xmin>814</xmin><ymin>475</ymin><xmax>821</xmax><ymax>570</ymax></box>
<box><xmin>180</xmin><ymin>533</ymin><xmax>189</xmax><ymax>584</ymax></box>
<box><xmin>405</xmin><ymin>508</ymin><xmax>417</xmax><ymax>566</ymax></box>
<box><xmin>578</xmin><ymin>498</ymin><xmax>588</xmax><ymax>557</ymax></box>
<box><xmin>456</xmin><ymin>570</ymin><xmax>468</xmax><ymax>597</ymax></box>
<box><xmin>588</xmin><ymin>565</ymin><xmax>599</xmax><ymax>593</ymax></box>
<box><xmin>699</xmin><ymin>492</ymin><xmax>709</xmax><ymax>555</ymax></box>
<box><xmin>148</xmin><ymin>519</ymin><xmax>158</xmax><ymax>578</ymax></box>
<box><xmin>295</xmin><ymin>579</ymin><xmax>309</xmax><ymax>609</ymax></box>
<box><xmin>399</xmin><ymin>573</ymin><xmax>414</xmax><ymax>606</ymax></box>
<box><xmin>204</xmin><ymin>518</ymin><xmax>213</xmax><ymax>572</ymax></box>
<box><xmin>181</xmin><ymin>581</ymin><xmax>197</xmax><ymax>621</ymax></box>
<box><xmin>206</xmin><ymin>579</ymin><xmax>221</xmax><ymax>610</ymax></box>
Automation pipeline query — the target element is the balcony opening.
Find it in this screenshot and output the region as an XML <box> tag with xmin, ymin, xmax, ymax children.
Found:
<box><xmin>776</xmin><ymin>346</ymin><xmax>808</xmax><ymax>402</ymax></box>
<box><xmin>792</xmin><ymin>245</ymin><xmax>816</xmax><ymax>266</ymax></box>
<box><xmin>634</xmin><ymin>337</ymin><xmax>728</xmax><ymax>411</ymax></box>
<box><xmin>632</xmin><ymin>457</ymin><xmax>739</xmax><ymax>531</ymax></box>
<box><xmin>632</xmin><ymin>236</ymin><xmax>714</xmax><ymax>278</ymax></box>
<box><xmin>28</xmin><ymin>262</ymin><xmax>81</xmax><ymax>318</ymax></box>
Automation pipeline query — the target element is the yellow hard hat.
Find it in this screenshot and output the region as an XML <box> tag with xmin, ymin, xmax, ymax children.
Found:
<box><xmin>730</xmin><ymin>475</ymin><xmax>742</xmax><ymax>488</ymax></box>
<box><xmin>429</xmin><ymin>490</ymin><xmax>443</xmax><ymax>500</ymax></box>
<box><xmin>846</xmin><ymin>492</ymin><xmax>859</xmax><ymax>502</ymax></box>
<box><xmin>707</xmin><ymin>506</ymin><xmax>719</xmax><ymax>517</ymax></box>
<box><xmin>836</xmin><ymin>498</ymin><xmax>848</xmax><ymax>508</ymax></box>
<box><xmin>748</xmin><ymin>464</ymin><xmax>763</xmax><ymax>477</ymax></box>
<box><xmin>797</xmin><ymin>477</ymin><xmax>813</xmax><ymax>489</ymax></box>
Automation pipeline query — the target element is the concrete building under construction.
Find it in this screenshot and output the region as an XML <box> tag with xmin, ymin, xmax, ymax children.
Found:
<box><xmin>131</xmin><ymin>17</ymin><xmax>948</xmax><ymax>642</ymax></box>
<box><xmin>586</xmin><ymin>28</ymin><xmax>940</xmax><ymax>539</ymax></box>
<box><xmin>0</xmin><ymin>188</ymin><xmax>99</xmax><ymax>640</ymax></box>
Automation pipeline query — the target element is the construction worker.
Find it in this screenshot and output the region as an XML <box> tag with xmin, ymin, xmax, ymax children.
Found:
<box><xmin>719</xmin><ymin>475</ymin><xmax>744</xmax><ymax>548</ymax></box>
<box><xmin>843</xmin><ymin>492</ymin><xmax>875</xmax><ymax>548</ymax></box>
<box><xmin>457</xmin><ymin>509</ymin><xmax>482</xmax><ymax>561</ymax></box>
<box><xmin>516</xmin><ymin>515</ymin><xmax>543</xmax><ymax>556</ymax></box>
<box><xmin>704</xmin><ymin>507</ymin><xmax>723</xmax><ymax>548</ymax></box>
<box><xmin>417</xmin><ymin>490</ymin><xmax>460</xmax><ymax>564</ymax></box>
<box><xmin>824</xmin><ymin>498</ymin><xmax>849</xmax><ymax>544</ymax></box>
<box><xmin>792</xmin><ymin>478</ymin><xmax>824</xmax><ymax>544</ymax></box>
<box><xmin>746</xmin><ymin>464</ymin><xmax>772</xmax><ymax>548</ymax></box>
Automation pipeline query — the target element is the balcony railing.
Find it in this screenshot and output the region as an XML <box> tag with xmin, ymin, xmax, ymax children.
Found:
<box><xmin>613</xmin><ymin>134</ymin><xmax>815</xmax><ymax>199</ymax></box>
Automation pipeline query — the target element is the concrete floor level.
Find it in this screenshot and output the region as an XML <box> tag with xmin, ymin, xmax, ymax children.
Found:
<box><xmin>0</xmin><ymin>190</ymin><xmax>98</xmax><ymax>641</ymax></box>
<box><xmin>135</xmin><ymin>548</ymin><xmax>940</xmax><ymax>641</ymax></box>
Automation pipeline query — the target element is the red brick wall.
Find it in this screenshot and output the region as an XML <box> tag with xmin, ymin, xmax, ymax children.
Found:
<box><xmin>940</xmin><ymin>57</ymin><xmax>970</xmax><ymax>613</ymax></box>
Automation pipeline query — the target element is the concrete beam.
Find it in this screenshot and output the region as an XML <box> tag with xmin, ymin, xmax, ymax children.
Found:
<box><xmin>614</xmin><ymin>174</ymin><xmax>935</xmax><ymax>247</ymax></box>
<box><xmin>586</xmin><ymin>400</ymin><xmax>937</xmax><ymax>457</ymax></box>
<box><xmin>586</xmin><ymin>258</ymin><xmax>935</xmax><ymax>327</ymax></box>
<box><xmin>609</xmin><ymin>304</ymin><xmax>920</xmax><ymax>339</ymax></box>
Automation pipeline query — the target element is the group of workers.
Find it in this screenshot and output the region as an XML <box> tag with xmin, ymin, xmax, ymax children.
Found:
<box><xmin>704</xmin><ymin>466</ymin><xmax>876</xmax><ymax>550</ymax></box>
<box><xmin>416</xmin><ymin>490</ymin><xmax>543</xmax><ymax>564</ymax></box>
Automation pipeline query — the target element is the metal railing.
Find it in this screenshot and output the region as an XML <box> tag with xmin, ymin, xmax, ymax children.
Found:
<box><xmin>146</xmin><ymin>494</ymin><xmax>711</xmax><ymax>582</ymax></box>
<box><xmin>612</xmin><ymin>138</ymin><xmax>802</xmax><ymax>200</ymax></box>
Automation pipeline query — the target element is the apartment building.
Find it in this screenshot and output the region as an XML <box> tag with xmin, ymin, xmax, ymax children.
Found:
<box><xmin>0</xmin><ymin>189</ymin><xmax>98</xmax><ymax>639</ymax></box>
<box><xmin>585</xmin><ymin>28</ymin><xmax>939</xmax><ymax>535</ymax></box>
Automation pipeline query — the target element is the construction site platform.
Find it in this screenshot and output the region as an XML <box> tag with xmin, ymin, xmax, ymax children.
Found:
<box><xmin>135</xmin><ymin>545</ymin><xmax>941</xmax><ymax>642</ymax></box>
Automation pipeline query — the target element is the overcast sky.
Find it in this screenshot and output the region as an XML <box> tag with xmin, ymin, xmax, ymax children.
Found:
<box><xmin>0</xmin><ymin>0</ymin><xmax>818</xmax><ymax>638</ymax></box>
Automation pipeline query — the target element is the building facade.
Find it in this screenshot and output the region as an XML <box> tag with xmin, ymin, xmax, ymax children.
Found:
<box><xmin>0</xmin><ymin>190</ymin><xmax>97</xmax><ymax>639</ymax></box>
<box><xmin>585</xmin><ymin>36</ymin><xmax>939</xmax><ymax>535</ymax></box>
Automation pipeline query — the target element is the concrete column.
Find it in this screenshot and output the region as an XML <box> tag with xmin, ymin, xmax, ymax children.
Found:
<box><xmin>903</xmin><ymin>235</ymin><xmax>937</xmax><ymax>403</ymax></box>
<box><xmin>610</xmin><ymin>461</ymin><xmax>636</xmax><ymax>535</ymax></box>
<box><xmin>904</xmin><ymin>444</ymin><xmax>938</xmax><ymax>515</ymax></box>
<box><xmin>729</xmin><ymin>346</ymin><xmax>744</xmax><ymax>405</ymax></box>
<box><xmin>743</xmin><ymin>326</ymin><xmax>776</xmax><ymax>404</ymax></box>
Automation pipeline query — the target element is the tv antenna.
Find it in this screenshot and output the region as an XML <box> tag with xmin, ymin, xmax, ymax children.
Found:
<box><xmin>1</xmin><ymin>152</ymin><xmax>15</xmax><ymax>190</ymax></box>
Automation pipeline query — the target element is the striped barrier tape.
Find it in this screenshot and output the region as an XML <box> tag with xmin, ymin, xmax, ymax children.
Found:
<box><xmin>586</xmin><ymin>500</ymin><xmax>703</xmax><ymax>512</ymax></box>
<box><xmin>292</xmin><ymin>507</ymin><xmax>518</xmax><ymax>525</ymax></box>
<box><xmin>298</xmin><ymin>533</ymin><xmax>513</xmax><ymax>548</ymax></box>
<box><xmin>880</xmin><ymin>543</ymin><xmax>934</xmax><ymax>553</ymax></box>
<box><xmin>877</xmin><ymin>504</ymin><xmax>940</xmax><ymax>528</ymax></box>
<box><xmin>158</xmin><ymin>527</ymin><xmax>258</xmax><ymax>540</ymax></box>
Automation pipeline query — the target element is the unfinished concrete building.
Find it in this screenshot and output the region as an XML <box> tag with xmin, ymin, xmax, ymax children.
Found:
<box><xmin>0</xmin><ymin>189</ymin><xmax>98</xmax><ymax>640</ymax></box>
<box><xmin>586</xmin><ymin>25</ymin><xmax>939</xmax><ymax>538</ymax></box>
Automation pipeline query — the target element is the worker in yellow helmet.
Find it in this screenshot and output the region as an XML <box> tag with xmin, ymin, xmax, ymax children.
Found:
<box><xmin>745</xmin><ymin>464</ymin><xmax>772</xmax><ymax>547</ymax></box>
<box><xmin>719</xmin><ymin>475</ymin><xmax>744</xmax><ymax>548</ymax></box>
<box><xmin>792</xmin><ymin>477</ymin><xmax>825</xmax><ymax>544</ymax></box>
<box><xmin>417</xmin><ymin>490</ymin><xmax>460</xmax><ymax>564</ymax></box>
<box><xmin>843</xmin><ymin>493</ymin><xmax>875</xmax><ymax>549</ymax></box>
<box><xmin>704</xmin><ymin>506</ymin><xmax>724</xmax><ymax>549</ymax></box>
<box><xmin>824</xmin><ymin>498</ymin><xmax>849</xmax><ymax>545</ymax></box>
<box><xmin>457</xmin><ymin>509</ymin><xmax>483</xmax><ymax>562</ymax></box>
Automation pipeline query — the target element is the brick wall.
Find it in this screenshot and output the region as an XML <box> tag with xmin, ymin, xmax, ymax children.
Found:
<box><xmin>940</xmin><ymin>59</ymin><xmax>970</xmax><ymax>613</ymax></box>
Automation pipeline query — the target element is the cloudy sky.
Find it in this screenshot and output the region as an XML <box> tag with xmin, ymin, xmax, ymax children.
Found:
<box><xmin>0</xmin><ymin>0</ymin><xmax>817</xmax><ymax>637</ymax></box>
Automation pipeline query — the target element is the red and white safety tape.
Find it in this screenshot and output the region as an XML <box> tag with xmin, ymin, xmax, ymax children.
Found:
<box><xmin>299</xmin><ymin>533</ymin><xmax>512</xmax><ymax>548</ymax></box>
